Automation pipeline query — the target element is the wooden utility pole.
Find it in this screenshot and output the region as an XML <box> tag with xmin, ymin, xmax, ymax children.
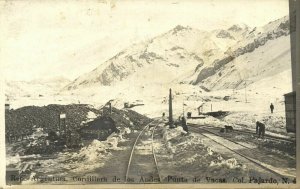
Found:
<box><xmin>109</xmin><ymin>102</ymin><xmax>112</xmax><ymax>114</ymax></box>
<box><xmin>245</xmin><ymin>80</ymin><xmax>247</xmax><ymax>103</ymax></box>
<box><xmin>244</xmin><ymin>79</ymin><xmax>251</xmax><ymax>103</ymax></box>
<box><xmin>182</xmin><ymin>101</ymin><xmax>184</xmax><ymax>117</ymax></box>
<box><xmin>169</xmin><ymin>89</ymin><xmax>174</xmax><ymax>128</ymax></box>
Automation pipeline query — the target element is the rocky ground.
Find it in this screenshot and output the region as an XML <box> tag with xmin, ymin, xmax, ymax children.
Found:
<box><xmin>154</xmin><ymin>124</ymin><xmax>296</xmax><ymax>184</ymax></box>
<box><xmin>5</xmin><ymin>104</ymin><xmax>152</xmax><ymax>185</ymax></box>
<box><xmin>5</xmin><ymin>112</ymin><xmax>296</xmax><ymax>185</ymax></box>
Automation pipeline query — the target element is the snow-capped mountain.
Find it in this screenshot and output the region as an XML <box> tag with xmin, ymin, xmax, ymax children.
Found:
<box><xmin>63</xmin><ymin>15</ymin><xmax>291</xmax><ymax>94</ymax></box>
<box><xmin>191</xmin><ymin>15</ymin><xmax>290</xmax><ymax>90</ymax></box>
<box><xmin>5</xmin><ymin>77</ymin><xmax>71</xmax><ymax>99</ymax></box>
<box><xmin>63</xmin><ymin>24</ymin><xmax>250</xmax><ymax>90</ymax></box>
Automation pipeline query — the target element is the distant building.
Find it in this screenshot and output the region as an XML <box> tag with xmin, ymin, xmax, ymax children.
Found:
<box><xmin>284</xmin><ymin>91</ymin><xmax>296</xmax><ymax>133</ymax></box>
<box><xmin>5</xmin><ymin>104</ymin><xmax>10</xmax><ymax>111</ymax></box>
<box><xmin>124</xmin><ymin>102</ymin><xmax>129</xmax><ymax>108</ymax></box>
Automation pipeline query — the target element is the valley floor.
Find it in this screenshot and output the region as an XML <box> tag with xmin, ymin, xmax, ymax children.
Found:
<box><xmin>5</xmin><ymin>78</ymin><xmax>295</xmax><ymax>185</ymax></box>
<box><xmin>6</xmin><ymin>118</ymin><xmax>296</xmax><ymax>185</ymax></box>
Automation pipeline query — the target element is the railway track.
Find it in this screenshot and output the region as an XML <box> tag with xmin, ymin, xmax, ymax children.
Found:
<box><xmin>234</xmin><ymin>124</ymin><xmax>295</xmax><ymax>143</ymax></box>
<box><xmin>188</xmin><ymin>123</ymin><xmax>294</xmax><ymax>144</ymax></box>
<box><xmin>188</xmin><ymin>126</ymin><xmax>296</xmax><ymax>179</ymax></box>
<box><xmin>125</xmin><ymin>120</ymin><xmax>161</xmax><ymax>183</ymax></box>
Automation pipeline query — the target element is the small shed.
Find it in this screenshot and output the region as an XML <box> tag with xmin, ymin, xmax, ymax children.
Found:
<box><xmin>124</xmin><ymin>102</ymin><xmax>130</xmax><ymax>108</ymax></box>
<box><xmin>79</xmin><ymin>116</ymin><xmax>119</xmax><ymax>141</ymax></box>
<box><xmin>284</xmin><ymin>91</ymin><xmax>296</xmax><ymax>133</ymax></box>
<box><xmin>5</xmin><ymin>104</ymin><xmax>10</xmax><ymax>111</ymax></box>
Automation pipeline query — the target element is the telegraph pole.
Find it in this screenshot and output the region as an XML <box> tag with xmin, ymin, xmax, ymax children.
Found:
<box><xmin>109</xmin><ymin>101</ymin><xmax>112</xmax><ymax>114</ymax></box>
<box><xmin>182</xmin><ymin>101</ymin><xmax>185</xmax><ymax>117</ymax></box>
<box><xmin>244</xmin><ymin>79</ymin><xmax>250</xmax><ymax>103</ymax></box>
<box><xmin>169</xmin><ymin>89</ymin><xmax>174</xmax><ymax>128</ymax></box>
<box><xmin>245</xmin><ymin>80</ymin><xmax>247</xmax><ymax>103</ymax></box>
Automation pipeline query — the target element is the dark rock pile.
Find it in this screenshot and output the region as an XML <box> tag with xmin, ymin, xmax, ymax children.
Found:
<box><xmin>5</xmin><ymin>104</ymin><xmax>101</xmax><ymax>137</ymax></box>
<box><xmin>6</xmin><ymin>104</ymin><xmax>152</xmax><ymax>138</ymax></box>
<box><xmin>103</xmin><ymin>107</ymin><xmax>152</xmax><ymax>130</ymax></box>
<box><xmin>6</xmin><ymin>104</ymin><xmax>152</xmax><ymax>155</ymax></box>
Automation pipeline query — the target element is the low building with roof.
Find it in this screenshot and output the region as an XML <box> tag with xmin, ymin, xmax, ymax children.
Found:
<box><xmin>79</xmin><ymin>116</ymin><xmax>119</xmax><ymax>141</ymax></box>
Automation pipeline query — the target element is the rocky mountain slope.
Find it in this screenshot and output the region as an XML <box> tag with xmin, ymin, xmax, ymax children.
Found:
<box><xmin>63</xmin><ymin>15</ymin><xmax>291</xmax><ymax>94</ymax></box>
<box><xmin>63</xmin><ymin>24</ymin><xmax>249</xmax><ymax>90</ymax></box>
<box><xmin>191</xmin><ymin>16</ymin><xmax>290</xmax><ymax>90</ymax></box>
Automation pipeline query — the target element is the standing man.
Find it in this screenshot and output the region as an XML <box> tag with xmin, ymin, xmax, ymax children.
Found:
<box><xmin>181</xmin><ymin>116</ymin><xmax>188</xmax><ymax>133</ymax></box>
<box><xmin>270</xmin><ymin>103</ymin><xmax>274</xmax><ymax>113</ymax></box>
<box><xmin>256</xmin><ymin>121</ymin><xmax>265</xmax><ymax>138</ymax></box>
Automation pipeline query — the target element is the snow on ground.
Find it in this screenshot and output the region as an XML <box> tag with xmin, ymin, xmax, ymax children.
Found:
<box><xmin>182</xmin><ymin>68</ymin><xmax>291</xmax><ymax>135</ymax></box>
<box><xmin>6</xmin><ymin>153</ymin><xmax>21</xmax><ymax>167</ymax></box>
<box><xmin>86</xmin><ymin>111</ymin><xmax>97</xmax><ymax>119</ymax></box>
<box><xmin>6</xmin><ymin>126</ymin><xmax>132</xmax><ymax>183</ymax></box>
<box><xmin>6</xmin><ymin>72</ymin><xmax>292</xmax><ymax>136</ymax></box>
<box><xmin>155</xmin><ymin>122</ymin><xmax>295</xmax><ymax>181</ymax></box>
<box><xmin>161</xmin><ymin>126</ymin><xmax>243</xmax><ymax>170</ymax></box>
<box><xmin>58</xmin><ymin>140</ymin><xmax>112</xmax><ymax>173</ymax></box>
<box><xmin>155</xmin><ymin>125</ymin><xmax>247</xmax><ymax>181</ymax></box>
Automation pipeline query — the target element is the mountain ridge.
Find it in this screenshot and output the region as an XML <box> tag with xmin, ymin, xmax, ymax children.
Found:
<box><xmin>62</xmin><ymin>15</ymin><xmax>290</xmax><ymax>92</ymax></box>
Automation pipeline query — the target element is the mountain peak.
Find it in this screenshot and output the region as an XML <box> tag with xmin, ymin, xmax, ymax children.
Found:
<box><xmin>216</xmin><ymin>30</ymin><xmax>235</xmax><ymax>39</ymax></box>
<box><xmin>62</xmin><ymin>15</ymin><xmax>290</xmax><ymax>91</ymax></box>
<box><xmin>172</xmin><ymin>25</ymin><xmax>191</xmax><ymax>34</ymax></box>
<box><xmin>227</xmin><ymin>24</ymin><xmax>248</xmax><ymax>32</ymax></box>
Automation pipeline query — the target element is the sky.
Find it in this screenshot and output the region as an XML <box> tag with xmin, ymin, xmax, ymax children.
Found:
<box><xmin>0</xmin><ymin>0</ymin><xmax>290</xmax><ymax>81</ymax></box>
